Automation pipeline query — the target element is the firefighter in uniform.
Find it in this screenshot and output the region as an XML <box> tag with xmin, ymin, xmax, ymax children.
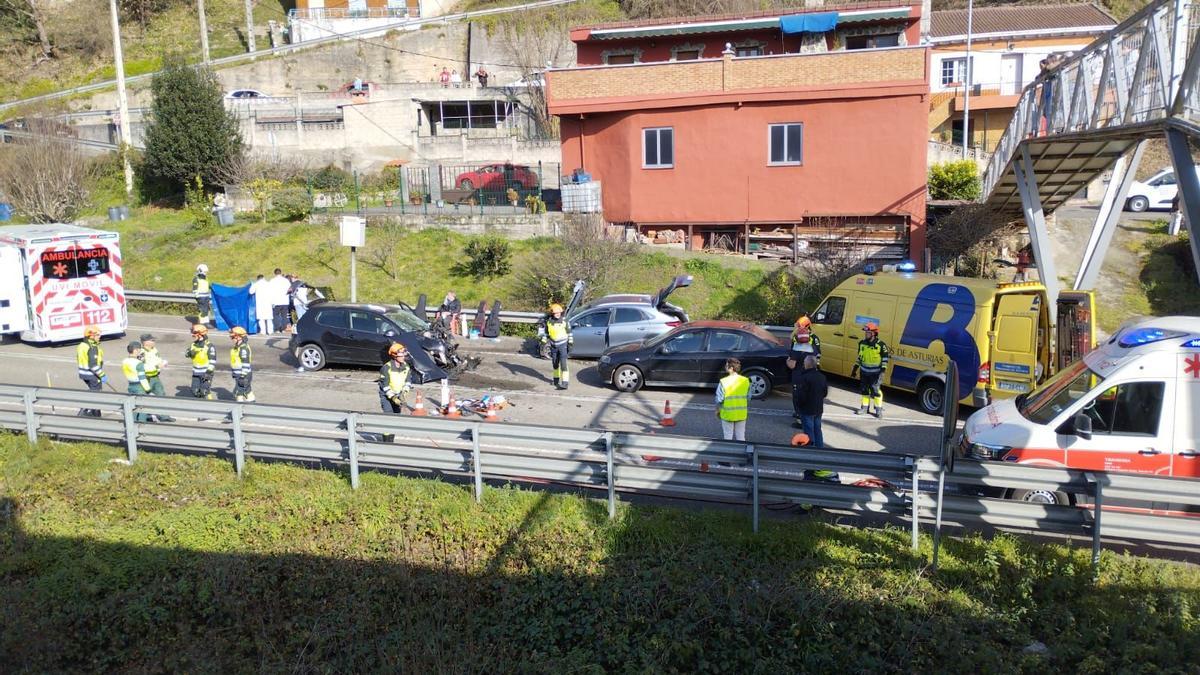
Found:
<box><xmin>851</xmin><ymin>322</ymin><xmax>890</xmax><ymax>418</ymax></box>
<box><xmin>378</xmin><ymin>343</ymin><xmax>411</xmax><ymax>442</ymax></box>
<box><xmin>185</xmin><ymin>323</ymin><xmax>217</xmax><ymax>400</ymax></box>
<box><xmin>193</xmin><ymin>263</ymin><xmax>213</xmax><ymax>326</ymax></box>
<box><xmin>539</xmin><ymin>303</ymin><xmax>573</xmax><ymax>390</ymax></box>
<box><xmin>789</xmin><ymin>315</ymin><xmax>821</xmax><ymax>361</ymax></box>
<box><xmin>122</xmin><ymin>341</ymin><xmax>152</xmax><ymax>422</ymax></box>
<box><xmin>76</xmin><ymin>325</ymin><xmax>106</xmax><ymax>417</ymax></box>
<box><xmin>229</xmin><ymin>326</ymin><xmax>255</xmax><ymax>402</ymax></box>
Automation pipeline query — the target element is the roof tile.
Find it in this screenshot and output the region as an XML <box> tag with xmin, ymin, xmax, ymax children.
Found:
<box><xmin>930</xmin><ymin>2</ymin><xmax>1116</xmax><ymax>38</ymax></box>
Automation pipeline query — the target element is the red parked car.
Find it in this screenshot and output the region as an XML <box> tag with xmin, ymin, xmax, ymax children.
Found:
<box><xmin>455</xmin><ymin>163</ymin><xmax>539</xmax><ymax>191</ymax></box>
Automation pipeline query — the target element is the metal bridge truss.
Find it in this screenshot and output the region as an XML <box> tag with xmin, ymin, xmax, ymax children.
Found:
<box><xmin>981</xmin><ymin>0</ymin><xmax>1200</xmax><ymax>302</ymax></box>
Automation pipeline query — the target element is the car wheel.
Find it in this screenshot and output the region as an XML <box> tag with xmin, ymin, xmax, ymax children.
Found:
<box><xmin>298</xmin><ymin>343</ymin><xmax>327</xmax><ymax>371</ymax></box>
<box><xmin>917</xmin><ymin>379</ymin><xmax>945</xmax><ymax>415</ymax></box>
<box><xmin>1126</xmin><ymin>195</ymin><xmax>1149</xmax><ymax>212</ymax></box>
<box><xmin>1008</xmin><ymin>488</ymin><xmax>1073</xmax><ymax>506</ymax></box>
<box><xmin>459</xmin><ymin>179</ymin><xmax>474</xmax><ymax>190</ymax></box>
<box><xmin>746</xmin><ymin>370</ymin><xmax>772</xmax><ymax>400</ymax></box>
<box><xmin>613</xmin><ymin>365</ymin><xmax>643</xmax><ymax>392</ymax></box>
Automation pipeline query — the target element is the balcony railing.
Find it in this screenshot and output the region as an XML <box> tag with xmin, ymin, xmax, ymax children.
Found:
<box><xmin>288</xmin><ymin>7</ymin><xmax>418</xmax><ymax>21</ymax></box>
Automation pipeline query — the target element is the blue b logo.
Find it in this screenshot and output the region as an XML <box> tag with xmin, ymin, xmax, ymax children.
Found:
<box><xmin>891</xmin><ymin>284</ymin><xmax>980</xmax><ymax>399</ymax></box>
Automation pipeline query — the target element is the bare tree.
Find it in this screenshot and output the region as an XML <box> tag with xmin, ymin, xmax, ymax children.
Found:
<box><xmin>0</xmin><ymin>0</ymin><xmax>55</xmax><ymax>61</ymax></box>
<box><xmin>363</xmin><ymin>222</ymin><xmax>408</xmax><ymax>280</ymax></box>
<box><xmin>511</xmin><ymin>214</ymin><xmax>633</xmax><ymax>308</ymax></box>
<box><xmin>0</xmin><ymin>131</ymin><xmax>94</xmax><ymax>223</ymax></box>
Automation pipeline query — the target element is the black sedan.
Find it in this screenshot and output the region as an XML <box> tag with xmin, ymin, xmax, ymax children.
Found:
<box><xmin>289</xmin><ymin>302</ymin><xmax>449</xmax><ymax>383</ymax></box>
<box><xmin>596</xmin><ymin>321</ymin><xmax>790</xmax><ymax>399</ymax></box>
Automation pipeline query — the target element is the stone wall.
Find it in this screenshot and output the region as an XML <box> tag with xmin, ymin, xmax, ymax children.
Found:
<box><xmin>328</xmin><ymin>212</ymin><xmax>567</xmax><ymax>238</ymax></box>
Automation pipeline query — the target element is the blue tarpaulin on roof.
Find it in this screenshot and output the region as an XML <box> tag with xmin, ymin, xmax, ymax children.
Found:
<box><xmin>211</xmin><ymin>282</ymin><xmax>259</xmax><ymax>334</ymax></box>
<box><xmin>780</xmin><ymin>12</ymin><xmax>839</xmax><ymax>34</ymax></box>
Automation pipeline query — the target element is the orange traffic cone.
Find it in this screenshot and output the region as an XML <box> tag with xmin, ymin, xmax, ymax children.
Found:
<box><xmin>411</xmin><ymin>390</ymin><xmax>427</xmax><ymax>416</ymax></box>
<box><xmin>791</xmin><ymin>432</ymin><xmax>811</xmax><ymax>447</ymax></box>
<box><xmin>660</xmin><ymin>400</ymin><xmax>676</xmax><ymax>427</ymax></box>
<box><xmin>484</xmin><ymin>402</ymin><xmax>499</xmax><ymax>422</ymax></box>
<box><xmin>444</xmin><ymin>395</ymin><xmax>462</xmax><ymax>419</ymax></box>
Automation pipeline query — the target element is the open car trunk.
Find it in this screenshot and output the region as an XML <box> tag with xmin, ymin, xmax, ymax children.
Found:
<box><xmin>653</xmin><ymin>275</ymin><xmax>693</xmax><ymax>322</ymax></box>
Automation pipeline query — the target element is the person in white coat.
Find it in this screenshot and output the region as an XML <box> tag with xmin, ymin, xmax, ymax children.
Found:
<box><xmin>249</xmin><ymin>274</ymin><xmax>274</xmax><ymax>334</ymax></box>
<box><xmin>268</xmin><ymin>268</ymin><xmax>292</xmax><ymax>333</ymax></box>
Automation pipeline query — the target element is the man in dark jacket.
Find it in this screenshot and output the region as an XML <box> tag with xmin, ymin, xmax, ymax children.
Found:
<box><xmin>795</xmin><ymin>355</ymin><xmax>828</xmax><ymax>449</ymax></box>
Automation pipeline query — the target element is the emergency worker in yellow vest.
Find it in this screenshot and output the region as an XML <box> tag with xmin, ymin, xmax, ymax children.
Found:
<box><xmin>139</xmin><ymin>333</ymin><xmax>167</xmax><ymax>396</ymax></box>
<box><xmin>539</xmin><ymin>303</ymin><xmax>573</xmax><ymax>390</ymax></box>
<box><xmin>378</xmin><ymin>343</ymin><xmax>411</xmax><ymax>415</ymax></box>
<box><xmin>851</xmin><ymin>322</ymin><xmax>890</xmax><ymax>418</ymax></box>
<box><xmin>193</xmin><ymin>263</ymin><xmax>213</xmax><ymax>326</ymax></box>
<box><xmin>76</xmin><ymin>325</ymin><xmax>106</xmax><ymax>417</ymax></box>
<box><xmin>122</xmin><ymin>341</ymin><xmax>153</xmax><ymax>422</ymax></box>
<box><xmin>229</xmin><ymin>326</ymin><xmax>255</xmax><ymax>402</ymax></box>
<box><xmin>714</xmin><ymin>358</ymin><xmax>750</xmax><ymax>441</ymax></box>
<box><xmin>185</xmin><ymin>323</ymin><xmax>217</xmax><ymax>400</ymax></box>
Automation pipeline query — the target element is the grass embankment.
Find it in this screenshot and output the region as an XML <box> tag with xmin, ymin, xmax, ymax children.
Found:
<box><xmin>105</xmin><ymin>208</ymin><xmax>782</xmax><ymax>321</ymax></box>
<box><xmin>2</xmin><ymin>435</ymin><xmax>1198</xmax><ymax>671</ymax></box>
<box><xmin>1102</xmin><ymin>220</ymin><xmax>1200</xmax><ymax>333</ymax></box>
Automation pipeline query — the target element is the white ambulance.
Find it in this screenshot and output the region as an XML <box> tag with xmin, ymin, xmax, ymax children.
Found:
<box><xmin>959</xmin><ymin>316</ymin><xmax>1200</xmax><ymax>503</ymax></box>
<box><xmin>0</xmin><ymin>224</ymin><xmax>127</xmax><ymax>343</ymax></box>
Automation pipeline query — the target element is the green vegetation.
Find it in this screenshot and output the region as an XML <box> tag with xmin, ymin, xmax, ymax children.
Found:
<box><xmin>1107</xmin><ymin>220</ymin><xmax>1200</xmax><ymax>332</ymax></box>
<box><xmin>2</xmin><ymin>435</ymin><xmax>1198</xmax><ymax>670</ymax></box>
<box><xmin>928</xmin><ymin>160</ymin><xmax>982</xmax><ymax>201</ymax></box>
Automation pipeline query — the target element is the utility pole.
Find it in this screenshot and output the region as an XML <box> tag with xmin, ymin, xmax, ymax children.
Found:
<box><xmin>961</xmin><ymin>0</ymin><xmax>973</xmax><ymax>159</ymax></box>
<box><xmin>244</xmin><ymin>0</ymin><xmax>256</xmax><ymax>53</ymax></box>
<box><xmin>108</xmin><ymin>0</ymin><xmax>133</xmax><ymax>197</ymax></box>
<box><xmin>198</xmin><ymin>0</ymin><xmax>211</xmax><ymax>63</ymax></box>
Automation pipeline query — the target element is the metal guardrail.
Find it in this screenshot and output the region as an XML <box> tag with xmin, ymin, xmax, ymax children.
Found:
<box><xmin>1</xmin><ymin>383</ymin><xmax>1197</xmax><ymax>557</ymax></box>
<box><xmin>0</xmin><ymin>0</ymin><xmax>579</xmax><ymax>114</ymax></box>
<box><xmin>0</xmin><ymin>128</ymin><xmax>129</xmax><ymax>151</ymax></box>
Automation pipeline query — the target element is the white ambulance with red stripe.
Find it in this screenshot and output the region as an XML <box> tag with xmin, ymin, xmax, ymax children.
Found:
<box><xmin>0</xmin><ymin>224</ymin><xmax>127</xmax><ymax>343</ymax></box>
<box><xmin>959</xmin><ymin>316</ymin><xmax>1200</xmax><ymax>504</ymax></box>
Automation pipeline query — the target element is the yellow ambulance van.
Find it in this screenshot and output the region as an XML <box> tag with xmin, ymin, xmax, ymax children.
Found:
<box><xmin>807</xmin><ymin>266</ymin><xmax>1094</xmax><ymax>415</ymax></box>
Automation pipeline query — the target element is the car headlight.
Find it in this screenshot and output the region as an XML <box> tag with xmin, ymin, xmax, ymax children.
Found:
<box><xmin>599</xmin><ymin>355</ymin><xmax>611</xmax><ymax>364</ymax></box>
<box><xmin>963</xmin><ymin>440</ymin><xmax>1010</xmax><ymax>460</ymax></box>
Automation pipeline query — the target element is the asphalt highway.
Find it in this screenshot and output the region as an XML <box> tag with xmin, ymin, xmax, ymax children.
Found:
<box><xmin>0</xmin><ymin>313</ymin><xmax>948</xmax><ymax>455</ymax></box>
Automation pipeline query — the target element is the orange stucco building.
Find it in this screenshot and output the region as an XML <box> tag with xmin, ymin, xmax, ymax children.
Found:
<box><xmin>547</xmin><ymin>3</ymin><xmax>931</xmax><ymax>263</ymax></box>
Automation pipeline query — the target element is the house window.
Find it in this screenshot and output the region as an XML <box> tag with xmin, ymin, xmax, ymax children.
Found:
<box><xmin>941</xmin><ymin>57</ymin><xmax>969</xmax><ymax>86</ymax></box>
<box><xmin>643</xmin><ymin>127</ymin><xmax>674</xmax><ymax>169</ymax></box>
<box><xmin>846</xmin><ymin>33</ymin><xmax>900</xmax><ymax>50</ymax></box>
<box><xmin>735</xmin><ymin>44</ymin><xmax>764</xmax><ymax>57</ymax></box>
<box><xmin>671</xmin><ymin>43</ymin><xmax>705</xmax><ymax>61</ymax></box>
<box><xmin>602</xmin><ymin>49</ymin><xmax>641</xmax><ymax>65</ymax></box>
<box><xmin>768</xmin><ymin>123</ymin><xmax>802</xmax><ymax>166</ymax></box>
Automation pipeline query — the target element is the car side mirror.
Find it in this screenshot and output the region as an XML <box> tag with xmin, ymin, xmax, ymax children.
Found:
<box><xmin>385</xmin><ymin>330</ymin><xmax>397</xmax><ymax>337</ymax></box>
<box><xmin>814</xmin><ymin>313</ymin><xmax>825</xmax><ymax>322</ymax></box>
<box><xmin>1072</xmin><ymin>413</ymin><xmax>1093</xmax><ymax>440</ymax></box>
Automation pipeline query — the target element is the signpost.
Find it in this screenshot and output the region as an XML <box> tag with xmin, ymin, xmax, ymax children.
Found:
<box><xmin>340</xmin><ymin>216</ymin><xmax>365</xmax><ymax>303</ymax></box>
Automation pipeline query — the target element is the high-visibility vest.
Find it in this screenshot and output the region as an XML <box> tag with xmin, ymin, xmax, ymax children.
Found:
<box><xmin>230</xmin><ymin>344</ymin><xmax>252</xmax><ymax>376</ymax></box>
<box><xmin>718</xmin><ymin>373</ymin><xmax>751</xmax><ymax>422</ymax></box>
<box><xmin>76</xmin><ymin>339</ymin><xmax>104</xmax><ymax>379</ymax></box>
<box><xmin>856</xmin><ymin>339</ymin><xmax>889</xmax><ymax>372</ymax></box>
<box><xmin>122</xmin><ymin>357</ymin><xmax>150</xmax><ymax>391</ymax></box>
<box><xmin>187</xmin><ymin>339</ymin><xmax>215</xmax><ymax>374</ymax></box>
<box><xmin>545</xmin><ymin>318</ymin><xmax>570</xmax><ymax>343</ymax></box>
<box><xmin>378</xmin><ymin>361</ymin><xmax>410</xmax><ymax>399</ymax></box>
<box><xmin>193</xmin><ymin>274</ymin><xmax>210</xmax><ymax>298</ymax></box>
<box><xmin>142</xmin><ymin>347</ymin><xmax>164</xmax><ymax>377</ymax></box>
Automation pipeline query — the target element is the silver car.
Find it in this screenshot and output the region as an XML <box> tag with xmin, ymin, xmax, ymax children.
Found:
<box><xmin>566</xmin><ymin>275</ymin><xmax>692</xmax><ymax>358</ymax></box>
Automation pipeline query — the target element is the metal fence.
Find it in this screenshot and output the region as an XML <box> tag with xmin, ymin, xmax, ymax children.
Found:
<box><xmin>2</xmin><ymin>383</ymin><xmax>1197</xmax><ymax>561</ymax></box>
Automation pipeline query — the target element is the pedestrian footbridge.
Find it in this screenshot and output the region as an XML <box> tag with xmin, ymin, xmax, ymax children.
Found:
<box><xmin>980</xmin><ymin>0</ymin><xmax>1200</xmax><ymax>300</ymax></box>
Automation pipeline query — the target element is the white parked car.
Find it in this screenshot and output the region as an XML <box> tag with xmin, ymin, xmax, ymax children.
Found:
<box><xmin>1124</xmin><ymin>165</ymin><xmax>1200</xmax><ymax>212</ymax></box>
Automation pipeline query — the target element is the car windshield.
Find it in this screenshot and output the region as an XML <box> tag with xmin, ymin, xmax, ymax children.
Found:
<box><xmin>386</xmin><ymin>309</ymin><xmax>429</xmax><ymax>332</ymax></box>
<box><xmin>1017</xmin><ymin>360</ymin><xmax>1106</xmax><ymax>425</ymax></box>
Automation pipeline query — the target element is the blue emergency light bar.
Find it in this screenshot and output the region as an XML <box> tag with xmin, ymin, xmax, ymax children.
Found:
<box><xmin>896</xmin><ymin>260</ymin><xmax>917</xmax><ymax>272</ymax></box>
<box><xmin>1117</xmin><ymin>328</ymin><xmax>1186</xmax><ymax>348</ymax></box>
<box><xmin>1182</xmin><ymin>338</ymin><xmax>1200</xmax><ymax>348</ymax></box>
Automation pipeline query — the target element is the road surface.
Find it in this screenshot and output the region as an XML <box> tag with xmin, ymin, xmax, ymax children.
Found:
<box><xmin>0</xmin><ymin>313</ymin><xmax>949</xmax><ymax>455</ymax></box>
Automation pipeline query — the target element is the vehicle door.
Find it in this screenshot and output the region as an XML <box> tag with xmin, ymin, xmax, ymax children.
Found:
<box><xmin>0</xmin><ymin>246</ymin><xmax>30</xmax><ymax>334</ymax></box>
<box><xmin>313</xmin><ymin>308</ymin><xmax>352</xmax><ymax>361</ymax></box>
<box><xmin>346</xmin><ymin>310</ymin><xmax>394</xmax><ymax>364</ymax></box>
<box><xmin>1061</xmin><ymin>380</ymin><xmax>1175</xmax><ymax>475</ymax></box>
<box><xmin>810</xmin><ymin>295</ymin><xmax>849</xmax><ymax>374</ymax></box>
<box><xmin>701</xmin><ymin>328</ymin><xmax>753</xmax><ymax>383</ymax></box>
<box><xmin>990</xmin><ymin>293</ymin><xmax>1041</xmax><ymax>397</ymax></box>
<box><xmin>848</xmin><ymin>291</ymin><xmax>898</xmax><ymax>381</ymax></box>
<box><xmin>569</xmin><ymin>309</ymin><xmax>610</xmax><ymax>357</ymax></box>
<box><xmin>608</xmin><ymin>307</ymin><xmax>654</xmax><ymax>349</ymax></box>
<box><xmin>1174</xmin><ymin>359</ymin><xmax>1200</xmax><ymax>477</ymax></box>
<box><xmin>563</xmin><ymin>280</ymin><xmax>586</xmax><ymax>317</ymax></box>
<box><xmin>1149</xmin><ymin>171</ymin><xmax>1177</xmax><ymax>209</ymax></box>
<box><xmin>478</xmin><ymin>165</ymin><xmax>501</xmax><ymax>191</ymax></box>
<box><xmin>650</xmin><ymin>328</ymin><xmax>707</xmax><ymax>383</ymax></box>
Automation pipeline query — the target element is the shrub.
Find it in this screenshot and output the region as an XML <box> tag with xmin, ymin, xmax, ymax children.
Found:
<box><xmin>270</xmin><ymin>187</ymin><xmax>313</xmax><ymax>222</ymax></box>
<box><xmin>309</xmin><ymin>165</ymin><xmax>353</xmax><ymax>193</ymax></box>
<box><xmin>0</xmin><ymin>128</ymin><xmax>94</xmax><ymax>223</ymax></box>
<box><xmin>928</xmin><ymin>160</ymin><xmax>981</xmax><ymax>200</ymax></box>
<box><xmin>461</xmin><ymin>236</ymin><xmax>513</xmax><ymax>279</ymax></box>
<box><xmin>183</xmin><ymin>175</ymin><xmax>214</xmax><ymax>230</ymax></box>
<box><xmin>246</xmin><ymin>177</ymin><xmax>283</xmax><ymax>223</ymax></box>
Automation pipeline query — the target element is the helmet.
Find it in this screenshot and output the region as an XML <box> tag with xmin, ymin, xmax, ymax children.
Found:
<box><xmin>388</xmin><ymin>343</ymin><xmax>408</xmax><ymax>358</ymax></box>
<box><xmin>83</xmin><ymin>326</ymin><xmax>101</xmax><ymax>338</ymax></box>
<box><xmin>230</xmin><ymin>326</ymin><xmax>248</xmax><ymax>337</ymax></box>
<box><xmin>196</xmin><ymin>263</ymin><xmax>209</xmax><ymax>274</ymax></box>
<box><xmin>863</xmin><ymin>322</ymin><xmax>879</xmax><ymax>332</ymax></box>
<box><xmin>191</xmin><ymin>323</ymin><xmax>209</xmax><ymax>336</ymax></box>
<box><xmin>795</xmin><ymin>316</ymin><xmax>811</xmax><ymax>329</ymax></box>
<box><xmin>549</xmin><ymin>303</ymin><xmax>564</xmax><ymax>314</ymax></box>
